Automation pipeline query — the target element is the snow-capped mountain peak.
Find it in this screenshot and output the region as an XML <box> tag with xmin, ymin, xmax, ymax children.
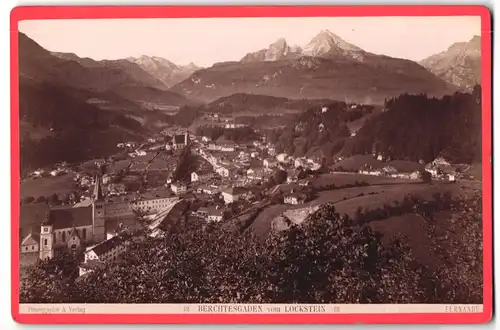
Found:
<box><xmin>125</xmin><ymin>55</ymin><xmax>200</xmax><ymax>87</ymax></box>
<box><xmin>182</xmin><ymin>62</ymin><xmax>201</xmax><ymax>71</ymax></box>
<box><xmin>266</xmin><ymin>38</ymin><xmax>292</xmax><ymax>61</ymax></box>
<box><xmin>302</xmin><ymin>29</ymin><xmax>363</xmax><ymax>57</ymax></box>
<box><xmin>419</xmin><ymin>35</ymin><xmax>481</xmax><ymax>91</ymax></box>
<box><xmin>240</xmin><ymin>29</ymin><xmax>365</xmax><ymax>63</ymax></box>
<box><xmin>241</xmin><ymin>37</ymin><xmax>302</xmax><ymax>63</ymax></box>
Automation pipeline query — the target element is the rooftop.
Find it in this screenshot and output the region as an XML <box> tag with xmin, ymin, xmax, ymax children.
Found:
<box><xmin>21</xmin><ymin>231</ymin><xmax>40</xmax><ymax>246</ymax></box>
<box><xmin>199</xmin><ymin>206</ymin><xmax>225</xmax><ymax>216</ymax></box>
<box><xmin>20</xmin><ymin>203</ymin><xmax>50</xmax><ymax>239</ymax></box>
<box><xmin>221</xmin><ymin>186</ymin><xmax>247</xmax><ymax>196</ymax></box>
<box><xmin>79</xmin><ymin>259</ymin><xmax>105</xmax><ymax>270</ymax></box>
<box><xmin>48</xmin><ymin>206</ymin><xmax>93</xmax><ymax>230</ymax></box>
<box><xmin>137</xmin><ymin>188</ymin><xmax>175</xmax><ymax>200</ymax></box>
<box><xmin>173</xmin><ymin>134</ymin><xmax>187</xmax><ymax>144</ymax></box>
<box><xmin>90</xmin><ymin>235</ymin><xmax>128</xmax><ymax>256</ymax></box>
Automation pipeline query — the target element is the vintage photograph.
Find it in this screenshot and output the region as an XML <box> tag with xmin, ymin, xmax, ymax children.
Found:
<box><xmin>17</xmin><ymin>15</ymin><xmax>483</xmax><ymax>306</ymax></box>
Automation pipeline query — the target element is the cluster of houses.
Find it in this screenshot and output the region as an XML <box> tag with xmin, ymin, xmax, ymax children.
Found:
<box><xmin>116</xmin><ymin>141</ymin><xmax>138</xmax><ymax>149</ymax></box>
<box><xmin>358</xmin><ymin>164</ymin><xmax>421</xmax><ymax>180</ymax></box>
<box><xmin>20</xmin><ymin>175</ymin><xmax>185</xmax><ymax>278</ymax></box>
<box><xmin>355</xmin><ymin>156</ymin><xmax>460</xmax><ymax>182</ymax></box>
<box><xmin>28</xmin><ymin>162</ymin><xmax>71</xmax><ymax>180</ymax></box>
<box><xmin>200</xmin><ymin>113</ymin><xmax>248</xmax><ymax>129</ymax></box>
<box><xmin>424</xmin><ymin>157</ymin><xmax>466</xmax><ymax>182</ymax></box>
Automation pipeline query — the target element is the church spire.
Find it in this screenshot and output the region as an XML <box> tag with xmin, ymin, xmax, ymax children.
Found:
<box><xmin>93</xmin><ymin>175</ymin><xmax>104</xmax><ymax>201</ymax></box>
<box><xmin>42</xmin><ymin>210</ymin><xmax>51</xmax><ymax>225</ymax></box>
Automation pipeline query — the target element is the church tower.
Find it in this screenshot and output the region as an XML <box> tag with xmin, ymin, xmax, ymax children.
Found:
<box><xmin>91</xmin><ymin>175</ymin><xmax>106</xmax><ymax>243</ymax></box>
<box><xmin>39</xmin><ymin>211</ymin><xmax>54</xmax><ymax>260</ymax></box>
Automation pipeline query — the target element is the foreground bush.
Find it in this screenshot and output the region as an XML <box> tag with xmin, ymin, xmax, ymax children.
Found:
<box><xmin>20</xmin><ymin>197</ymin><xmax>483</xmax><ymax>304</ymax></box>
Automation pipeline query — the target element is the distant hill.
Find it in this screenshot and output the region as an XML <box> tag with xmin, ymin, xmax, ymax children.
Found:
<box><xmin>266</xmin><ymin>101</ymin><xmax>375</xmax><ymax>158</ymax></box>
<box><xmin>19</xmin><ymin>76</ymin><xmax>145</xmax><ymax>173</ymax></box>
<box><xmin>419</xmin><ymin>35</ymin><xmax>481</xmax><ymax>91</ymax></box>
<box><xmin>18</xmin><ymin>33</ymin><xmax>156</xmax><ymax>173</ymax></box>
<box><xmin>21</xmin><ymin>33</ymin><xmax>192</xmax><ymax>108</ymax></box>
<box><xmin>268</xmin><ymin>87</ymin><xmax>482</xmax><ymax>165</ymax></box>
<box><xmin>171</xmin><ymin>30</ymin><xmax>457</xmax><ymax>104</ymax></box>
<box><xmin>127</xmin><ymin>55</ymin><xmax>201</xmax><ymax>88</ymax></box>
<box><xmin>201</xmin><ymin>93</ymin><xmax>337</xmax><ymax>114</ymax></box>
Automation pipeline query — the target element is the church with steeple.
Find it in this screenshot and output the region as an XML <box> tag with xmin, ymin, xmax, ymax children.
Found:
<box><xmin>20</xmin><ymin>173</ymin><xmax>181</xmax><ymax>262</ymax></box>
<box><xmin>21</xmin><ymin>175</ymin><xmax>110</xmax><ymax>261</ymax></box>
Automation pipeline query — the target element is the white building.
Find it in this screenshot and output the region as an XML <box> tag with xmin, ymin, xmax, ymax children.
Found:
<box><xmin>276</xmin><ymin>153</ymin><xmax>288</xmax><ymax>163</ymax></box>
<box><xmin>79</xmin><ymin>235</ymin><xmax>130</xmax><ymax>277</ymax></box>
<box><xmin>221</xmin><ymin>187</ymin><xmax>247</xmax><ymax>204</ymax></box>
<box><xmin>191</xmin><ymin>171</ymin><xmax>214</xmax><ymax>183</ymax></box>
<box><xmin>263</xmin><ymin>158</ymin><xmax>277</xmax><ymax>168</ymax></box>
<box><xmin>216</xmin><ymin>166</ymin><xmax>230</xmax><ymax>177</ymax></box>
<box><xmin>220</xmin><ymin>144</ymin><xmax>236</xmax><ymax>152</ymax></box>
<box><xmin>247</xmin><ymin>167</ymin><xmax>266</xmax><ymax>180</ymax></box>
<box><xmin>284</xmin><ymin>194</ymin><xmax>307</xmax><ymax>205</ymax></box>
<box><xmin>131</xmin><ymin>195</ymin><xmax>179</xmax><ymax>214</ymax></box>
<box><xmin>171</xmin><ymin>182</ymin><xmax>187</xmax><ymax>195</ymax></box>
<box><xmin>102</xmin><ymin>174</ymin><xmax>112</xmax><ymax>185</ymax></box>
<box><xmin>208</xmin><ymin>143</ymin><xmax>222</xmax><ymax>151</ymax></box>
<box><xmin>410</xmin><ymin>171</ymin><xmax>421</xmax><ymax>180</ymax></box>
<box><xmin>432</xmin><ymin>157</ymin><xmax>451</xmax><ymax>166</ymax></box>
<box><xmin>196</xmin><ymin>185</ymin><xmax>219</xmax><ymax>195</ymax></box>
<box><xmin>201</xmin><ymin>206</ymin><xmax>225</xmax><ymax>222</ymax></box>
<box><xmin>20</xmin><ymin>232</ymin><xmax>39</xmax><ymax>254</ymax></box>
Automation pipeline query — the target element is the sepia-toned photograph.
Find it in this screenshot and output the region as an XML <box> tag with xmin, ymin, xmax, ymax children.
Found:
<box><xmin>16</xmin><ymin>13</ymin><xmax>485</xmax><ymax>311</ymax></box>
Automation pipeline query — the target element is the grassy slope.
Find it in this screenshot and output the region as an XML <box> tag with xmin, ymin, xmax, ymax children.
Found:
<box><xmin>246</xmin><ymin>177</ymin><xmax>480</xmax><ymax>238</ymax></box>
<box><xmin>20</xmin><ymin>173</ymin><xmax>76</xmax><ymax>199</ymax></box>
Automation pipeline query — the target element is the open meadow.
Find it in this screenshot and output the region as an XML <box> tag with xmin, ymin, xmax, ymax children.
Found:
<box><xmin>246</xmin><ymin>175</ymin><xmax>480</xmax><ymax>238</ymax></box>
<box><xmin>20</xmin><ymin>173</ymin><xmax>76</xmax><ymax>200</ymax></box>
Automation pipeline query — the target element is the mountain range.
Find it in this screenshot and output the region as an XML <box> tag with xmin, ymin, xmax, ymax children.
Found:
<box><xmin>241</xmin><ymin>30</ymin><xmax>366</xmax><ymax>63</ymax></box>
<box><xmin>18</xmin><ymin>33</ymin><xmax>190</xmax><ymax>172</ymax></box>
<box><xmin>419</xmin><ymin>35</ymin><xmax>481</xmax><ymax>91</ymax></box>
<box><xmin>17</xmin><ymin>30</ymin><xmax>482</xmax><ymax>170</ymax></box>
<box><xmin>170</xmin><ymin>30</ymin><xmax>467</xmax><ymax>104</ymax></box>
<box><xmin>126</xmin><ymin>55</ymin><xmax>201</xmax><ymax>88</ymax></box>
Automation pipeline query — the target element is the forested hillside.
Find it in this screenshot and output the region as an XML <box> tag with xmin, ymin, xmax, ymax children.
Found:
<box><xmin>19</xmin><ymin>78</ymin><xmax>145</xmax><ymax>173</ymax></box>
<box><xmin>345</xmin><ymin>86</ymin><xmax>482</xmax><ymax>163</ymax></box>
<box><xmin>267</xmin><ymin>102</ymin><xmax>374</xmax><ymax>158</ymax></box>
<box><xmin>267</xmin><ymin>87</ymin><xmax>482</xmax><ymax>164</ymax></box>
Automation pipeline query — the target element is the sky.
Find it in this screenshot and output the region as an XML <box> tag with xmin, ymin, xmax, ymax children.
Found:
<box><xmin>18</xmin><ymin>16</ymin><xmax>481</xmax><ymax>67</ymax></box>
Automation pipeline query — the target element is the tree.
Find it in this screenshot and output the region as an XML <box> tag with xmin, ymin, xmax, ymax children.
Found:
<box><xmin>48</xmin><ymin>193</ymin><xmax>60</xmax><ymax>205</ymax></box>
<box><xmin>429</xmin><ymin>194</ymin><xmax>483</xmax><ymax>303</ymax></box>
<box><xmin>419</xmin><ymin>170</ymin><xmax>432</xmax><ymax>183</ymax></box>
<box><xmin>354</xmin><ymin>206</ymin><xmax>364</xmax><ymax>224</ymax></box>
<box><xmin>20</xmin><ymin>251</ymin><xmax>79</xmax><ymax>303</ymax></box>
<box><xmin>21</xmin><ymin>202</ymin><xmax>481</xmax><ymax>305</ymax></box>
<box><xmin>132</xmin><ymin>207</ymin><xmax>153</xmax><ymax>234</ymax></box>
<box><xmin>273</xmin><ymin>169</ymin><xmax>287</xmax><ymax>185</ymax></box>
<box><xmin>22</xmin><ymin>196</ymin><xmax>35</xmax><ymax>204</ymax></box>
